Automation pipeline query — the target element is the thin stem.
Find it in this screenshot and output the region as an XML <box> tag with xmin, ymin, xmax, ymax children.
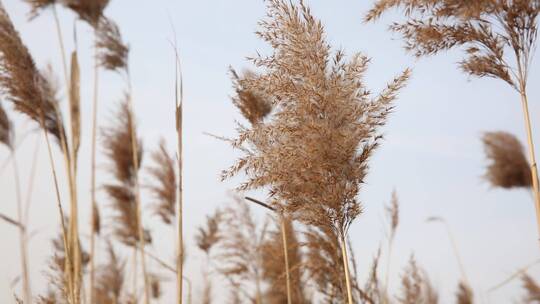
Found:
<box><xmin>11</xmin><ymin>152</ymin><xmax>31</xmax><ymax>303</ymax></box>
<box><xmin>173</xmin><ymin>44</ymin><xmax>184</xmax><ymax>304</ymax></box>
<box><xmin>23</xmin><ymin>134</ymin><xmax>40</xmax><ymax>226</ymax></box>
<box><xmin>340</xmin><ymin>233</ymin><xmax>354</xmax><ymax>304</ymax></box>
<box><xmin>443</xmin><ymin>221</ymin><xmax>469</xmax><ymax>285</ymax></box>
<box><xmin>519</xmin><ymin>90</ymin><xmax>540</xmax><ymax>243</ymax></box>
<box><xmin>42</xmin><ymin>125</ymin><xmax>73</xmax><ymax>304</ymax></box>
<box><xmin>383</xmin><ymin>237</ymin><xmax>394</xmax><ymax>304</ymax></box>
<box><xmin>280</xmin><ymin>217</ymin><xmax>292</xmax><ymax>304</ymax></box>
<box><xmin>89</xmin><ymin>29</ymin><xmax>100</xmax><ymax>304</ymax></box>
<box><xmin>125</xmin><ymin>74</ymin><xmax>150</xmax><ymax>304</ymax></box>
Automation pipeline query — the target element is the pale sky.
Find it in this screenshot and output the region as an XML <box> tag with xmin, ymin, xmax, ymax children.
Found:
<box><xmin>0</xmin><ymin>0</ymin><xmax>539</xmax><ymax>303</ymax></box>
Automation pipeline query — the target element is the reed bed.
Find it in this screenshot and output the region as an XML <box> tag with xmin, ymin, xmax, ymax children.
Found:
<box><xmin>0</xmin><ymin>0</ymin><xmax>538</xmax><ymax>303</ymax></box>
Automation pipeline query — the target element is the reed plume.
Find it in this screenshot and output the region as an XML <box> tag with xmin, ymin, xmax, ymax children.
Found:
<box><xmin>216</xmin><ymin>196</ymin><xmax>268</xmax><ymax>303</ymax></box>
<box><xmin>366</xmin><ymin>0</ymin><xmax>540</xmax><ymax>242</ymax></box>
<box><xmin>92</xmin><ymin>9</ymin><xmax>129</xmax><ymax>304</ymax></box>
<box><xmin>261</xmin><ymin>217</ymin><xmax>307</xmax><ymax>304</ymax></box>
<box><xmin>195</xmin><ymin>209</ymin><xmax>222</xmax><ymax>304</ymax></box>
<box><xmin>94</xmin><ymin>240</ymin><xmax>125</xmax><ymax>304</ymax></box>
<box><xmin>0</xmin><ymin>102</ymin><xmax>12</xmax><ymax>148</ymax></box>
<box><xmin>230</xmin><ymin>69</ymin><xmax>272</xmax><ymax>125</ymax></box>
<box><xmin>521</xmin><ymin>274</ymin><xmax>540</xmax><ymax>303</ymax></box>
<box><xmin>96</xmin><ymin>17</ymin><xmax>129</xmax><ymax>72</ymax></box>
<box><xmin>147</xmin><ymin>139</ymin><xmax>176</xmax><ymax>225</ymax></box>
<box><xmin>0</xmin><ymin>3</ymin><xmax>75</xmax><ymax>302</ymax></box>
<box><xmin>482</xmin><ymin>131</ymin><xmax>531</xmax><ymax>189</ymax></box>
<box><xmin>304</xmin><ymin>225</ymin><xmax>358</xmax><ymax>303</ymax></box>
<box><xmin>397</xmin><ymin>256</ymin><xmax>438</xmax><ymax>304</ymax></box>
<box><xmin>196</xmin><ymin>209</ymin><xmax>222</xmax><ymax>253</ymax></box>
<box><xmin>44</xmin><ymin>225</ymin><xmax>89</xmax><ymax>304</ymax></box>
<box><xmin>222</xmin><ymin>1</ymin><xmax>410</xmax><ymax>302</ymax></box>
<box><xmin>0</xmin><ymin>102</ymin><xmax>31</xmax><ymax>303</ymax></box>
<box><xmin>455</xmin><ymin>281</ymin><xmax>473</xmax><ymax>304</ymax></box>
<box><xmin>102</xmin><ymin>99</ymin><xmax>149</xmax><ymax>247</ymax></box>
<box><xmin>0</xmin><ymin>2</ymin><xmax>65</xmax><ymax>146</ymax></box>
<box><xmin>360</xmin><ymin>248</ymin><xmax>383</xmax><ymax>304</ymax></box>
<box><xmin>62</xmin><ymin>0</ymin><xmax>109</xmax><ymax>27</ymax></box>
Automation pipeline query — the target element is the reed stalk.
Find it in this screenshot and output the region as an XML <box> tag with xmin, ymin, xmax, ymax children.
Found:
<box><xmin>519</xmin><ymin>89</ymin><xmax>540</xmax><ymax>241</ymax></box>
<box><xmin>280</xmin><ymin>217</ymin><xmax>292</xmax><ymax>304</ymax></box>
<box><xmin>11</xmin><ymin>152</ymin><xmax>31</xmax><ymax>304</ymax></box>
<box><xmin>340</xmin><ymin>233</ymin><xmax>354</xmax><ymax>304</ymax></box>
<box><xmin>126</xmin><ymin>75</ymin><xmax>150</xmax><ymax>304</ymax></box>
<box><xmin>89</xmin><ymin>28</ymin><xmax>100</xmax><ymax>304</ymax></box>
<box><xmin>173</xmin><ymin>45</ymin><xmax>184</xmax><ymax>304</ymax></box>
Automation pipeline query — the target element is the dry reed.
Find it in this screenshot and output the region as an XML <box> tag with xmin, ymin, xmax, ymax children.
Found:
<box><xmin>102</xmin><ymin>99</ymin><xmax>148</xmax><ymax>247</ymax></box>
<box><xmin>147</xmin><ymin>139</ymin><xmax>177</xmax><ymax>225</ymax></box>
<box><xmin>397</xmin><ymin>256</ymin><xmax>438</xmax><ymax>304</ymax></box>
<box><xmin>94</xmin><ymin>240</ymin><xmax>125</xmax><ymax>304</ymax></box>
<box><xmin>261</xmin><ymin>217</ymin><xmax>307</xmax><ymax>304</ymax></box>
<box><xmin>521</xmin><ymin>274</ymin><xmax>540</xmax><ymax>303</ymax></box>
<box><xmin>365</xmin><ymin>0</ymin><xmax>540</xmax><ymax>242</ymax></box>
<box><xmin>216</xmin><ymin>196</ymin><xmax>268</xmax><ymax>303</ymax></box>
<box><xmin>482</xmin><ymin>131</ymin><xmax>531</xmax><ymax>189</ymax></box>
<box><xmin>222</xmin><ymin>1</ymin><xmax>410</xmax><ymax>302</ymax></box>
<box><xmin>455</xmin><ymin>281</ymin><xmax>473</xmax><ymax>304</ymax></box>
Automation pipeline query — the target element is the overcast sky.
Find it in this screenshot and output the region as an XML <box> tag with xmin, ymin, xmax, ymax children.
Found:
<box><xmin>1</xmin><ymin>0</ymin><xmax>539</xmax><ymax>303</ymax></box>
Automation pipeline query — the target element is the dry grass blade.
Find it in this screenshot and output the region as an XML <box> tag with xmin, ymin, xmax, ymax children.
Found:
<box><xmin>0</xmin><ymin>101</ymin><xmax>12</xmax><ymax>149</ymax></box>
<box><xmin>0</xmin><ymin>2</ymin><xmax>65</xmax><ymax>147</ymax></box>
<box><xmin>96</xmin><ymin>17</ymin><xmax>129</xmax><ymax>72</ymax></box>
<box><xmin>482</xmin><ymin>131</ymin><xmax>531</xmax><ymax>189</ymax></box>
<box><xmin>455</xmin><ymin>281</ymin><xmax>473</xmax><ymax>304</ymax></box>
<box><xmin>102</xmin><ymin>98</ymin><xmax>149</xmax><ymax>247</ymax></box>
<box><xmin>521</xmin><ymin>273</ymin><xmax>540</xmax><ymax>303</ymax></box>
<box><xmin>147</xmin><ymin>139</ymin><xmax>176</xmax><ymax>225</ymax></box>
<box><xmin>69</xmin><ymin>51</ymin><xmax>80</xmax><ymax>165</ymax></box>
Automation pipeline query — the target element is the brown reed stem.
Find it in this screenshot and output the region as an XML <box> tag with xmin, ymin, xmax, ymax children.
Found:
<box><xmin>519</xmin><ymin>90</ymin><xmax>540</xmax><ymax>243</ymax></box>
<box><xmin>89</xmin><ymin>29</ymin><xmax>99</xmax><ymax>304</ymax></box>
<box><xmin>340</xmin><ymin>233</ymin><xmax>354</xmax><ymax>304</ymax></box>
<box><xmin>11</xmin><ymin>152</ymin><xmax>31</xmax><ymax>303</ymax></box>
<box><xmin>173</xmin><ymin>44</ymin><xmax>184</xmax><ymax>304</ymax></box>
<box><xmin>280</xmin><ymin>216</ymin><xmax>292</xmax><ymax>304</ymax></box>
